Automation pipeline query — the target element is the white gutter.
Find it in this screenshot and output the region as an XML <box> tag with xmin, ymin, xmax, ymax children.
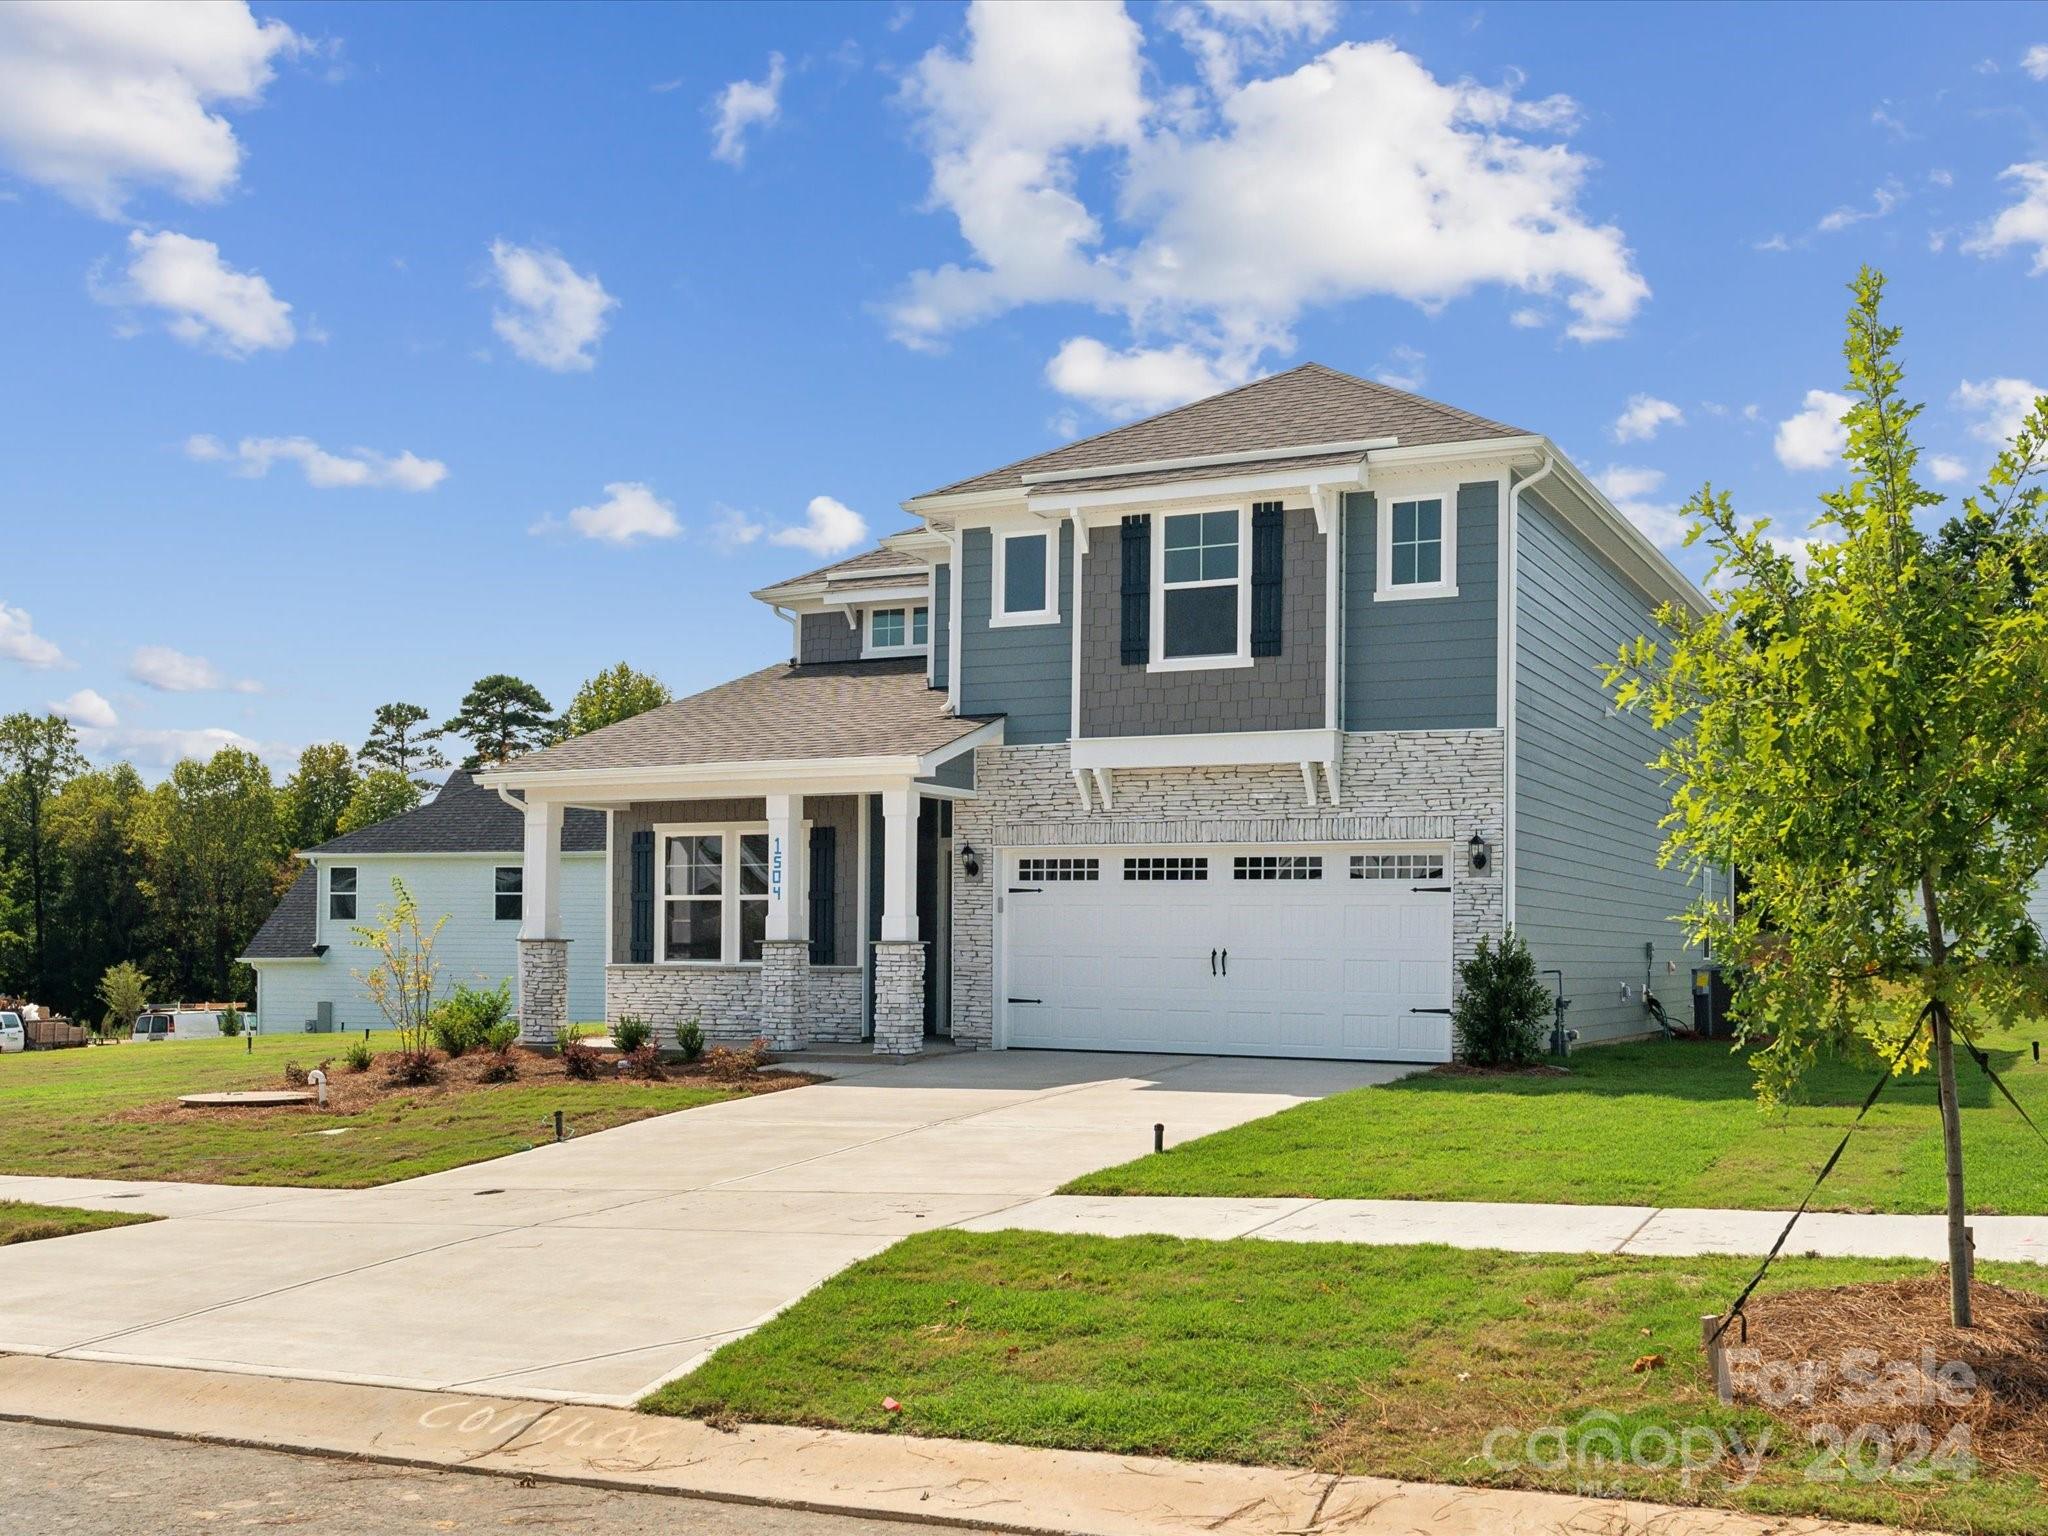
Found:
<box><xmin>1502</xmin><ymin>450</ymin><xmax>1557</xmax><ymax>930</ymax></box>
<box><xmin>1018</xmin><ymin>435</ymin><xmax>1398</xmax><ymax>487</ymax></box>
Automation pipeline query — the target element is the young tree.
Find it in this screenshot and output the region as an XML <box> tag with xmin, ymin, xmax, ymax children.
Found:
<box><xmin>561</xmin><ymin>662</ymin><xmax>671</xmax><ymax>737</ymax></box>
<box><xmin>335</xmin><ymin>768</ymin><xmax>422</xmax><ymax>834</ymax></box>
<box><xmin>358</xmin><ymin>702</ymin><xmax>448</xmax><ymax>788</ymax></box>
<box><xmin>351</xmin><ymin>876</ymin><xmax>445</xmax><ymax>1078</ymax></box>
<box><xmin>0</xmin><ymin>712</ymin><xmax>86</xmax><ymax>999</ymax></box>
<box><xmin>279</xmin><ymin>742</ymin><xmax>360</xmax><ymax>853</ymax></box>
<box><xmin>1607</xmin><ymin>269</ymin><xmax>2048</xmax><ymax>1326</ymax></box>
<box><xmin>435</xmin><ymin>674</ymin><xmax>556</xmax><ymax>767</ymax></box>
<box><xmin>97</xmin><ymin>960</ymin><xmax>151</xmax><ymax>1037</ymax></box>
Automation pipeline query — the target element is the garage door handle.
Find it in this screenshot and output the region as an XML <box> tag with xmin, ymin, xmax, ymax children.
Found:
<box><xmin>1007</xmin><ymin>997</ymin><xmax>1042</xmax><ymax>1005</ymax></box>
<box><xmin>1220</xmin><ymin>948</ymin><xmax>1228</xmax><ymax>976</ymax></box>
<box><xmin>1210</xmin><ymin>948</ymin><xmax>1217</xmax><ymax>976</ymax></box>
<box><xmin>1409</xmin><ymin>1007</ymin><xmax>1452</xmax><ymax>1015</ymax></box>
<box><xmin>1412</xmin><ymin>884</ymin><xmax>1452</xmax><ymax>893</ymax></box>
<box><xmin>1008</xmin><ymin>887</ymin><xmax>1041</xmax><ymax>895</ymax></box>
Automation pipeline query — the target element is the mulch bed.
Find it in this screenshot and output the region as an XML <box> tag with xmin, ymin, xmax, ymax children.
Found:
<box><xmin>118</xmin><ymin>1046</ymin><xmax>817</xmax><ymax>1125</ymax></box>
<box><xmin>1732</xmin><ymin>1274</ymin><xmax>2048</xmax><ymax>1473</ymax></box>
<box><xmin>1430</xmin><ymin>1062</ymin><xmax>1572</xmax><ymax>1078</ymax></box>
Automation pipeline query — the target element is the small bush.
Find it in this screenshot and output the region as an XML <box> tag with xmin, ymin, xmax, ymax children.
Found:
<box><xmin>697</xmin><ymin>1037</ymin><xmax>771</xmax><ymax>1083</ymax></box>
<box><xmin>612</xmin><ymin>1015</ymin><xmax>654</xmax><ymax>1053</ymax></box>
<box><xmin>623</xmin><ymin>1043</ymin><xmax>666</xmax><ymax>1081</ymax></box>
<box><xmin>430</xmin><ymin>981</ymin><xmax>513</xmax><ymax>1058</ymax></box>
<box><xmin>482</xmin><ymin>1019</ymin><xmax>520</xmax><ymax>1054</ymax></box>
<box><xmin>283</xmin><ymin>1060</ymin><xmax>308</xmax><ymax>1087</ymax></box>
<box><xmin>386</xmin><ymin>1048</ymin><xmax>440</xmax><ymax>1086</ymax></box>
<box><xmin>342</xmin><ymin>1039</ymin><xmax>374</xmax><ymax>1073</ymax></box>
<box><xmin>556</xmin><ymin>1023</ymin><xmax>601</xmax><ymax>1081</ymax></box>
<box><xmin>218</xmin><ymin>1011</ymin><xmax>243</xmax><ymax>1037</ymax></box>
<box><xmin>478</xmin><ymin>1050</ymin><xmax>519</xmax><ymax>1083</ymax></box>
<box><xmin>675</xmin><ymin>1019</ymin><xmax>704</xmax><ymax>1061</ymax></box>
<box><xmin>1450</xmin><ymin>929</ymin><xmax>1553</xmax><ymax>1068</ymax></box>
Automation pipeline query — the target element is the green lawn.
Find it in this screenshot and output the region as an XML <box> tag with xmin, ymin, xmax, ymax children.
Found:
<box><xmin>0</xmin><ymin>1199</ymin><xmax>158</xmax><ymax>1246</ymax></box>
<box><xmin>0</xmin><ymin>1031</ymin><xmax>743</xmax><ymax>1188</ymax></box>
<box><xmin>1066</xmin><ymin>1020</ymin><xmax>2048</xmax><ymax>1214</ymax></box>
<box><xmin>648</xmin><ymin>1230</ymin><xmax>2048</xmax><ymax>1533</ymax></box>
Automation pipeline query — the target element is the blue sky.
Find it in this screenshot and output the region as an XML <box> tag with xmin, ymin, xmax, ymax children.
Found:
<box><xmin>3</xmin><ymin>1</ymin><xmax>2045</xmax><ymax>776</ymax></box>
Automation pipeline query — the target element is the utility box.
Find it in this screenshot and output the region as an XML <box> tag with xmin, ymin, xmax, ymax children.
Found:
<box><xmin>1692</xmin><ymin>965</ymin><xmax>1733</xmax><ymax>1038</ymax></box>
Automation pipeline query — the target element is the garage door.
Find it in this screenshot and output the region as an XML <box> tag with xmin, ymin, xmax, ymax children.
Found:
<box><xmin>1000</xmin><ymin>844</ymin><xmax>1454</xmax><ymax>1061</ymax></box>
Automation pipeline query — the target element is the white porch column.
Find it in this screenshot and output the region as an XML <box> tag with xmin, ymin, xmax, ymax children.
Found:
<box><xmin>517</xmin><ymin>798</ymin><xmax>569</xmax><ymax>1045</ymax></box>
<box><xmin>764</xmin><ymin>793</ymin><xmax>808</xmax><ymax>942</ymax></box>
<box><xmin>880</xmin><ymin>785</ymin><xmax>918</xmax><ymax>943</ymax></box>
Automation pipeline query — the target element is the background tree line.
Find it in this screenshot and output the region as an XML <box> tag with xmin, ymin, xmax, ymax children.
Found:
<box><xmin>0</xmin><ymin>664</ymin><xmax>670</xmax><ymax>1022</ymax></box>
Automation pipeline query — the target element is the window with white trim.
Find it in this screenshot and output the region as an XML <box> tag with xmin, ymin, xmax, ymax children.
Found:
<box><xmin>661</xmin><ymin>827</ymin><xmax>771</xmax><ymax>963</ymax></box>
<box><xmin>1350</xmin><ymin>852</ymin><xmax>1446</xmax><ymax>881</ymax></box>
<box><xmin>864</xmin><ymin>604</ymin><xmax>930</xmax><ymax>656</ymax></box>
<box><xmin>1017</xmin><ymin>856</ymin><xmax>1098</xmax><ymax>882</ymax></box>
<box><xmin>328</xmin><ymin>866</ymin><xmax>356</xmax><ymax>921</ymax></box>
<box><xmin>1159</xmin><ymin>509</ymin><xmax>1242</xmax><ymax>661</ymax></box>
<box><xmin>1376</xmin><ymin>491</ymin><xmax>1457</xmax><ymax>599</ymax></box>
<box><xmin>993</xmin><ymin>530</ymin><xmax>1056</xmax><ymax>625</ymax></box>
<box><xmin>494</xmin><ymin>866</ymin><xmax>523</xmax><ymax>921</ymax></box>
<box><xmin>1123</xmin><ymin>856</ymin><xmax>1208</xmax><ymax>881</ymax></box>
<box><xmin>1233</xmin><ymin>854</ymin><xmax>1323</xmax><ymax>881</ymax></box>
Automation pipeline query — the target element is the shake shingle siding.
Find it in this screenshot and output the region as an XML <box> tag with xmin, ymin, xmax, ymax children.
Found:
<box><xmin>1341</xmin><ymin>484</ymin><xmax>1498</xmax><ymax>731</ymax></box>
<box><xmin>1514</xmin><ymin>489</ymin><xmax>1701</xmax><ymax>1044</ymax></box>
<box><xmin>931</xmin><ymin>562</ymin><xmax>951</xmax><ymax>689</ymax></box>
<box><xmin>958</xmin><ymin>524</ymin><xmax>1072</xmax><ymax>744</ymax></box>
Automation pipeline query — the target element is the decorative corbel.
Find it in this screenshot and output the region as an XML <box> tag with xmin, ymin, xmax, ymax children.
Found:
<box><xmin>1071</xmin><ymin>768</ymin><xmax>1094</xmax><ymax>813</ymax></box>
<box><xmin>1091</xmin><ymin>766</ymin><xmax>1113</xmax><ymax>811</ymax></box>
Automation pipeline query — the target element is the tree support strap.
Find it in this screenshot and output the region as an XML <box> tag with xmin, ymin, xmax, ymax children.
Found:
<box><xmin>1705</xmin><ymin>1005</ymin><xmax>1934</xmax><ymax>1350</ymax></box>
<box><xmin>1954</xmin><ymin>1015</ymin><xmax>2048</xmax><ymax>1153</ymax></box>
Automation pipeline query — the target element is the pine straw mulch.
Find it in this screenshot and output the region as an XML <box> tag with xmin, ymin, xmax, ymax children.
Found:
<box><xmin>1430</xmin><ymin>1061</ymin><xmax>1572</xmax><ymax>1078</ymax></box>
<box><xmin>1732</xmin><ymin>1274</ymin><xmax>2048</xmax><ymax>1473</ymax></box>
<box><xmin>118</xmin><ymin>1045</ymin><xmax>819</xmax><ymax>1125</ymax></box>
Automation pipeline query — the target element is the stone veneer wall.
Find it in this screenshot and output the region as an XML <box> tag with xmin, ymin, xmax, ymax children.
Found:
<box><xmin>517</xmin><ymin>938</ymin><xmax>571</xmax><ymax>1045</ymax></box>
<box><xmin>871</xmin><ymin>941</ymin><xmax>925</xmax><ymax>1055</ymax></box>
<box><xmin>809</xmin><ymin>966</ymin><xmax>865</xmax><ymax>1044</ymax></box>
<box><xmin>606</xmin><ymin>963</ymin><xmax>759</xmax><ymax>1047</ymax></box>
<box><xmin>949</xmin><ymin>731</ymin><xmax>1505</xmax><ymax>1048</ymax></box>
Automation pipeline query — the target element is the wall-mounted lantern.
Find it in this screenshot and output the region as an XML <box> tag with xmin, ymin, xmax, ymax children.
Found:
<box><xmin>1467</xmin><ymin>833</ymin><xmax>1491</xmax><ymax>874</ymax></box>
<box><xmin>959</xmin><ymin>841</ymin><xmax>981</xmax><ymax>879</ymax></box>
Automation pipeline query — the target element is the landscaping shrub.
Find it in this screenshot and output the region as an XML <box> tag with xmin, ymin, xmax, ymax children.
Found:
<box><xmin>431</xmin><ymin>981</ymin><xmax>512</xmax><ymax>1058</ymax></box>
<box><xmin>698</xmin><ymin>1038</ymin><xmax>771</xmax><ymax>1083</ymax></box>
<box><xmin>1451</xmin><ymin>929</ymin><xmax>1552</xmax><ymax>1068</ymax></box>
<box><xmin>218</xmin><ymin>1011</ymin><xmax>242</xmax><ymax>1037</ymax></box>
<box><xmin>283</xmin><ymin>1060</ymin><xmax>309</xmax><ymax>1087</ymax></box>
<box><xmin>623</xmin><ymin>1043</ymin><xmax>666</xmax><ymax>1081</ymax></box>
<box><xmin>556</xmin><ymin>1023</ymin><xmax>601</xmax><ymax>1081</ymax></box>
<box><xmin>478</xmin><ymin>1048</ymin><xmax>519</xmax><ymax>1083</ymax></box>
<box><xmin>342</xmin><ymin>1039</ymin><xmax>374</xmax><ymax>1073</ymax></box>
<box><xmin>612</xmin><ymin>1015</ymin><xmax>653</xmax><ymax>1054</ymax></box>
<box><xmin>675</xmin><ymin>1019</ymin><xmax>704</xmax><ymax>1061</ymax></box>
<box><xmin>482</xmin><ymin>1019</ymin><xmax>519</xmax><ymax>1054</ymax></box>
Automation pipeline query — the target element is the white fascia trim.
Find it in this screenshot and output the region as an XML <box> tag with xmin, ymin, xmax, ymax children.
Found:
<box><xmin>1042</xmin><ymin>462</ymin><xmax>1365</xmax><ymax>514</ymax></box>
<box><xmin>1070</xmin><ymin>728</ymin><xmax>1341</xmax><ymax>772</ymax></box>
<box><xmin>881</xmin><ymin>527</ymin><xmax>948</xmax><ymax>559</ymax></box>
<box><xmin>240</xmin><ymin>955</ymin><xmax>324</xmax><ymax>966</ymax></box>
<box><xmin>776</xmin><ymin>581</ymin><xmax>930</xmax><ymax>610</ymax></box>
<box><xmin>753</xmin><ymin>566</ymin><xmax>926</xmax><ymax>603</ymax></box>
<box><xmin>1019</xmin><ymin>436</ymin><xmax>1398</xmax><ymax>486</ymax></box>
<box><xmin>901</xmin><ymin>487</ymin><xmax>1026</xmax><ymax>517</ymax></box>
<box><xmin>915</xmin><ymin>717</ymin><xmax>1004</xmax><ymax>776</ymax></box>
<box><xmin>478</xmin><ymin>756</ymin><xmax>944</xmax><ymax>798</ymax></box>
<box><xmin>309</xmin><ymin>850</ymin><xmax>602</xmax><ymax>861</ymax></box>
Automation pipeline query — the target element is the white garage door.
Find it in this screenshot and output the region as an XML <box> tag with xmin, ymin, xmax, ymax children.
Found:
<box><xmin>1000</xmin><ymin>844</ymin><xmax>1454</xmax><ymax>1061</ymax></box>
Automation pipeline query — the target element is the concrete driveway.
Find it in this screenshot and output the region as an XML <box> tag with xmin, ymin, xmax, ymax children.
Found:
<box><xmin>0</xmin><ymin>1051</ymin><xmax>1403</xmax><ymax>1406</ymax></box>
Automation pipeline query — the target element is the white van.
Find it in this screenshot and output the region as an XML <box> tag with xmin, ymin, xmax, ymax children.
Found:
<box><xmin>0</xmin><ymin>1011</ymin><xmax>22</xmax><ymax>1053</ymax></box>
<box><xmin>132</xmin><ymin>1010</ymin><xmax>226</xmax><ymax>1043</ymax></box>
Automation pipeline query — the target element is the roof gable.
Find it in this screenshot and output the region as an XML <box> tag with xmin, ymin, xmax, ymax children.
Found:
<box><xmin>304</xmin><ymin>770</ymin><xmax>605</xmax><ymax>856</ymax></box>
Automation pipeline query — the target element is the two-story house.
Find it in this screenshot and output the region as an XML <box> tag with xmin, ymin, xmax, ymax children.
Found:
<box><xmin>481</xmin><ymin>363</ymin><xmax>1714</xmax><ymax>1061</ymax></box>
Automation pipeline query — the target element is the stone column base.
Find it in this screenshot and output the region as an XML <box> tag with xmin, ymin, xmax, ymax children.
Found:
<box><xmin>759</xmin><ymin>939</ymin><xmax>811</xmax><ymax>1051</ymax></box>
<box><xmin>518</xmin><ymin>938</ymin><xmax>570</xmax><ymax>1046</ymax></box>
<box><xmin>871</xmin><ymin>940</ymin><xmax>926</xmax><ymax>1056</ymax></box>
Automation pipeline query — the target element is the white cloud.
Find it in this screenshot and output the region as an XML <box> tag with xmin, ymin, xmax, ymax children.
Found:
<box><xmin>0</xmin><ymin>601</ymin><xmax>67</xmax><ymax>668</ymax></box>
<box><xmin>128</xmin><ymin>644</ymin><xmax>258</xmax><ymax>694</ymax></box>
<box><xmin>708</xmin><ymin>505</ymin><xmax>766</xmax><ymax>550</ymax></box>
<box><xmin>1774</xmin><ymin>389</ymin><xmax>1853</xmax><ymax>471</ymax></box>
<box><xmin>1611</xmin><ymin>393</ymin><xmax>1683</xmax><ymax>443</ymax></box>
<box><xmin>2025</xmin><ymin>44</ymin><xmax>2048</xmax><ymax>81</ymax></box>
<box><xmin>487</xmin><ymin>240</ymin><xmax>617</xmax><ymax>372</ymax></box>
<box><xmin>1926</xmin><ymin>453</ymin><xmax>1970</xmax><ymax>484</ymax></box>
<box><xmin>1928</xmin><ymin>168</ymin><xmax>1954</xmax><ymax>189</ymax></box>
<box><xmin>1962</xmin><ymin>163</ymin><xmax>2048</xmax><ymax>276</ymax></box>
<box><xmin>1044</xmin><ymin>337</ymin><xmax>1248</xmax><ymax>417</ymax></box>
<box><xmin>1955</xmin><ymin>377</ymin><xmax>2045</xmax><ymax>447</ymax></box>
<box><xmin>1164</xmin><ymin>0</ymin><xmax>1337</xmax><ymax>98</ymax></box>
<box><xmin>545</xmin><ymin>482</ymin><xmax>681</xmax><ymax>546</ymax></box>
<box><xmin>771</xmin><ymin>496</ymin><xmax>868</xmax><ymax>557</ymax></box>
<box><xmin>0</xmin><ymin>1</ymin><xmax>301</xmax><ymax>216</ymax></box>
<box><xmin>95</xmin><ymin>229</ymin><xmax>294</xmax><ymax>357</ymax></box>
<box><xmin>709</xmin><ymin>52</ymin><xmax>785</xmax><ymax>166</ymax></box>
<box><xmin>1595</xmin><ymin>464</ymin><xmax>1689</xmax><ymax>550</ymax></box>
<box><xmin>83</xmin><ymin>722</ymin><xmax>272</xmax><ymax>771</ymax></box>
<box><xmin>1508</xmin><ymin>307</ymin><xmax>1545</xmax><ymax>329</ymax></box>
<box><xmin>50</xmin><ymin>688</ymin><xmax>117</xmax><ymax>729</ymax></box>
<box><xmin>891</xmin><ymin>7</ymin><xmax>1647</xmax><ymax>402</ymax></box>
<box><xmin>1817</xmin><ymin>178</ymin><xmax>1903</xmax><ymax>233</ymax></box>
<box><xmin>1754</xmin><ymin>233</ymin><xmax>1792</xmax><ymax>252</ymax></box>
<box><xmin>185</xmin><ymin>433</ymin><xmax>446</xmax><ymax>491</ymax></box>
<box><xmin>1373</xmin><ymin>344</ymin><xmax>1426</xmax><ymax>392</ymax></box>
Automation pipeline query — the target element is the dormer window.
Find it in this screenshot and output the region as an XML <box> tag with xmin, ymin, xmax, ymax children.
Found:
<box><xmin>864</xmin><ymin>605</ymin><xmax>929</xmax><ymax>657</ymax></box>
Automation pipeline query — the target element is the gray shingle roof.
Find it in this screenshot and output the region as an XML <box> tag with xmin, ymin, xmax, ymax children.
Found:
<box><xmin>495</xmin><ymin>659</ymin><xmax>998</xmax><ymax>777</ymax></box>
<box><xmin>242</xmin><ymin>865</ymin><xmax>319</xmax><ymax>959</ymax></box>
<box><xmin>304</xmin><ymin>770</ymin><xmax>606</xmax><ymax>857</ymax></box>
<box><xmin>758</xmin><ymin>540</ymin><xmax>927</xmax><ymax>593</ymax></box>
<box><xmin>917</xmin><ymin>363</ymin><xmax>1527</xmax><ymax>500</ymax></box>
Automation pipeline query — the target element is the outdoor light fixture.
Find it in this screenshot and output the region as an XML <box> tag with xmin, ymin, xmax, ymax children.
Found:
<box><xmin>959</xmin><ymin>841</ymin><xmax>981</xmax><ymax>878</ymax></box>
<box><xmin>1467</xmin><ymin>833</ymin><xmax>1490</xmax><ymax>874</ymax></box>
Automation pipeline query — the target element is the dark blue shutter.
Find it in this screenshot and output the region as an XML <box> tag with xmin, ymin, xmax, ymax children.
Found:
<box><xmin>1120</xmin><ymin>515</ymin><xmax>1150</xmax><ymax>665</ymax></box>
<box><xmin>1250</xmin><ymin>502</ymin><xmax>1284</xmax><ymax>658</ymax></box>
<box><xmin>629</xmin><ymin>828</ymin><xmax>654</xmax><ymax>964</ymax></box>
<box><xmin>808</xmin><ymin>825</ymin><xmax>837</xmax><ymax>966</ymax></box>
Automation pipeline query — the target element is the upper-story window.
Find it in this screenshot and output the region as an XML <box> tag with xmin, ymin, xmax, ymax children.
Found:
<box><xmin>328</xmin><ymin>866</ymin><xmax>357</xmax><ymax>922</ymax></box>
<box><xmin>864</xmin><ymin>605</ymin><xmax>929</xmax><ymax>656</ymax></box>
<box><xmin>1156</xmin><ymin>508</ymin><xmax>1247</xmax><ymax>667</ymax></box>
<box><xmin>1376</xmin><ymin>490</ymin><xmax>1458</xmax><ymax>601</ymax></box>
<box><xmin>992</xmin><ymin>529</ymin><xmax>1057</xmax><ymax>626</ymax></box>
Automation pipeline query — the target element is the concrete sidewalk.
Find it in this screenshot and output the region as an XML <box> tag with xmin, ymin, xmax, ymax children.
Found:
<box><xmin>0</xmin><ymin>1354</ymin><xmax>1889</xmax><ymax>1536</ymax></box>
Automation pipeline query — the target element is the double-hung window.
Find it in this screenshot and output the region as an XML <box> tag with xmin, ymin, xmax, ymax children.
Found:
<box><xmin>992</xmin><ymin>529</ymin><xmax>1057</xmax><ymax>626</ymax></box>
<box><xmin>1376</xmin><ymin>490</ymin><xmax>1457</xmax><ymax>599</ymax></box>
<box><xmin>660</xmin><ymin>827</ymin><xmax>772</xmax><ymax>963</ymax></box>
<box><xmin>328</xmin><ymin>866</ymin><xmax>357</xmax><ymax>922</ymax></box>
<box><xmin>1157</xmin><ymin>509</ymin><xmax>1245</xmax><ymax>664</ymax></box>
<box><xmin>494</xmin><ymin>866</ymin><xmax>522</xmax><ymax>921</ymax></box>
<box><xmin>865</xmin><ymin>605</ymin><xmax>929</xmax><ymax>656</ymax></box>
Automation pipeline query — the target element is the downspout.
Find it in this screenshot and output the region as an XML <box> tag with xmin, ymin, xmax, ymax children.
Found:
<box><xmin>1502</xmin><ymin>451</ymin><xmax>1556</xmax><ymax>932</ymax></box>
<box><xmin>773</xmin><ymin>604</ymin><xmax>798</xmax><ymax>664</ymax></box>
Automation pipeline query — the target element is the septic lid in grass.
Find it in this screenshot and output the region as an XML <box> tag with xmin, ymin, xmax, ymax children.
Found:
<box><xmin>178</xmin><ymin>1090</ymin><xmax>316</xmax><ymax>1108</ymax></box>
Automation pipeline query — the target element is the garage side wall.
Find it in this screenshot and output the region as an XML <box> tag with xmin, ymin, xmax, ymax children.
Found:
<box><xmin>951</xmin><ymin>732</ymin><xmax>1504</xmax><ymax>1049</ymax></box>
<box><xmin>1514</xmin><ymin>491</ymin><xmax>1703</xmax><ymax>1044</ymax></box>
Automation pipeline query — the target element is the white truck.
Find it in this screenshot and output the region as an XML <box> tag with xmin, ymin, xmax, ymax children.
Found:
<box><xmin>131</xmin><ymin>1010</ymin><xmax>228</xmax><ymax>1043</ymax></box>
<box><xmin>0</xmin><ymin>1011</ymin><xmax>22</xmax><ymax>1053</ymax></box>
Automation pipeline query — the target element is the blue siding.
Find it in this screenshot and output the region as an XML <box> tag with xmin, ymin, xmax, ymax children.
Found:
<box><xmin>1514</xmin><ymin>489</ymin><xmax>1702</xmax><ymax>1044</ymax></box>
<box><xmin>958</xmin><ymin>523</ymin><xmax>1073</xmax><ymax>743</ymax></box>
<box><xmin>931</xmin><ymin>561</ymin><xmax>951</xmax><ymax>689</ymax></box>
<box><xmin>1342</xmin><ymin>482</ymin><xmax>1498</xmax><ymax>731</ymax></box>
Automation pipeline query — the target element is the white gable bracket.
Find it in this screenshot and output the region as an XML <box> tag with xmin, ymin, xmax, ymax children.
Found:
<box><xmin>1091</xmin><ymin>766</ymin><xmax>1113</xmax><ymax>811</ymax></box>
<box><xmin>1071</xmin><ymin>768</ymin><xmax>1093</xmax><ymax>813</ymax></box>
